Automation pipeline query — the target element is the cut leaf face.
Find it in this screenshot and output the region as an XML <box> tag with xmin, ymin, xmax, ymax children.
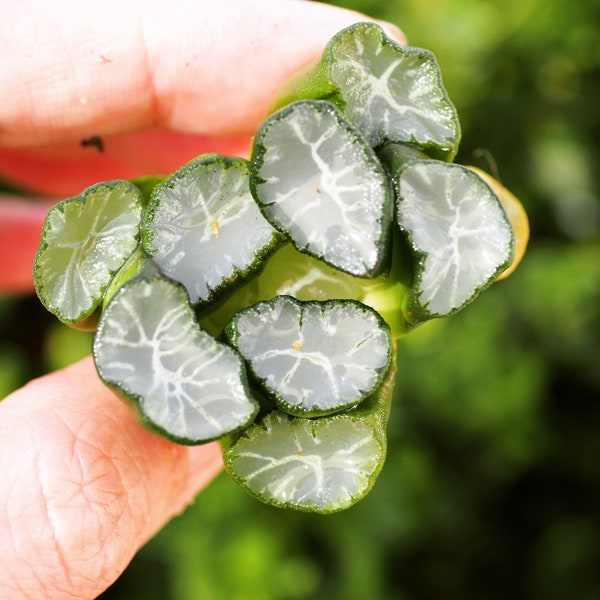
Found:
<box><xmin>93</xmin><ymin>275</ymin><xmax>258</xmax><ymax>444</ymax></box>
<box><xmin>395</xmin><ymin>161</ymin><xmax>514</xmax><ymax>320</ymax></box>
<box><xmin>466</xmin><ymin>166</ymin><xmax>529</xmax><ymax>281</ymax></box>
<box><xmin>34</xmin><ymin>181</ymin><xmax>142</xmax><ymax>327</ymax></box>
<box><xmin>327</xmin><ymin>23</ymin><xmax>461</xmax><ymax>158</ymax></box>
<box><xmin>30</xmin><ymin>20</ymin><xmax>529</xmax><ymax>515</ymax></box>
<box><xmin>143</xmin><ymin>155</ymin><xmax>280</xmax><ymax>306</ymax></box>
<box><xmin>226</xmin><ymin>296</ymin><xmax>391</xmax><ymax>417</ymax></box>
<box><xmin>224</xmin><ymin>410</ymin><xmax>385</xmax><ymax>513</ymax></box>
<box><xmin>251</xmin><ymin>100</ymin><xmax>392</xmax><ymax>278</ymax></box>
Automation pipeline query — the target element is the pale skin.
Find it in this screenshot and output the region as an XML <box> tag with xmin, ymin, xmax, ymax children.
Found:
<box><xmin>0</xmin><ymin>1</ymin><xmax>404</xmax><ymax>597</ymax></box>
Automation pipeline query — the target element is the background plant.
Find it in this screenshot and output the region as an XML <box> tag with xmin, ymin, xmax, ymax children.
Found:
<box><xmin>1</xmin><ymin>0</ymin><xmax>598</xmax><ymax>598</ymax></box>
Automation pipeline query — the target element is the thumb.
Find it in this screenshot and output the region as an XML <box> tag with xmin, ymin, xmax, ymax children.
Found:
<box><xmin>0</xmin><ymin>356</ymin><xmax>223</xmax><ymax>600</ymax></box>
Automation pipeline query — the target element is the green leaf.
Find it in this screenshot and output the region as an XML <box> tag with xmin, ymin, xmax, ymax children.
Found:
<box><xmin>93</xmin><ymin>273</ymin><xmax>259</xmax><ymax>444</ymax></box>
<box><xmin>253</xmin><ymin>243</ymin><xmax>367</xmax><ymax>302</ymax></box>
<box><xmin>33</xmin><ymin>180</ymin><xmax>143</xmax><ymax>329</ymax></box>
<box><xmin>224</xmin><ymin>354</ymin><xmax>396</xmax><ymax>513</ymax></box>
<box><xmin>251</xmin><ymin>100</ymin><xmax>393</xmax><ymax>278</ymax></box>
<box><xmin>392</xmin><ymin>158</ymin><xmax>515</xmax><ymax>323</ymax></box>
<box><xmin>129</xmin><ymin>174</ymin><xmax>165</xmax><ymax>204</ymax></box>
<box><xmin>197</xmin><ymin>242</ymin><xmax>368</xmax><ymax>338</ymax></box>
<box><xmin>225</xmin><ymin>296</ymin><xmax>392</xmax><ymax>417</ymax></box>
<box><xmin>142</xmin><ymin>154</ymin><xmax>282</xmax><ymax>307</ymax></box>
<box><xmin>271</xmin><ymin>22</ymin><xmax>461</xmax><ymax>160</ymax></box>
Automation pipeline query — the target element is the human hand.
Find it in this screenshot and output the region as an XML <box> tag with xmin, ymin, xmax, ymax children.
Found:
<box><xmin>0</xmin><ymin>1</ymin><xmax>403</xmax><ymax>598</ymax></box>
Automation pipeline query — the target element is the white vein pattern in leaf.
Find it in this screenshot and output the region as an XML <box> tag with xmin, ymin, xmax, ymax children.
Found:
<box><xmin>40</xmin><ymin>185</ymin><xmax>141</xmax><ymax>320</ymax></box>
<box><xmin>256</xmin><ymin>103</ymin><xmax>388</xmax><ymax>276</ymax></box>
<box><xmin>330</xmin><ymin>29</ymin><xmax>457</xmax><ymax>149</ymax></box>
<box><xmin>398</xmin><ymin>163</ymin><xmax>513</xmax><ymax>315</ymax></box>
<box><xmin>233</xmin><ymin>297</ymin><xmax>390</xmax><ymax>413</ymax></box>
<box><xmin>95</xmin><ymin>278</ymin><xmax>256</xmax><ymax>441</ymax></box>
<box><xmin>146</xmin><ymin>162</ymin><xmax>276</xmax><ymax>304</ymax></box>
<box><xmin>229</xmin><ymin>412</ymin><xmax>382</xmax><ymax>511</ymax></box>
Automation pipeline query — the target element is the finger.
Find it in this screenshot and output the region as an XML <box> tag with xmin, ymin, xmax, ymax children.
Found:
<box><xmin>0</xmin><ymin>131</ymin><xmax>250</xmax><ymax>295</ymax></box>
<box><xmin>0</xmin><ymin>357</ymin><xmax>223</xmax><ymax>599</ymax></box>
<box><xmin>0</xmin><ymin>0</ymin><xmax>405</xmax><ymax>292</ymax></box>
<box><xmin>0</xmin><ymin>0</ymin><xmax>404</xmax><ymax>147</ymax></box>
<box><xmin>0</xmin><ymin>196</ymin><xmax>55</xmax><ymax>295</ymax></box>
<box><xmin>0</xmin><ymin>129</ymin><xmax>252</xmax><ymax>197</ymax></box>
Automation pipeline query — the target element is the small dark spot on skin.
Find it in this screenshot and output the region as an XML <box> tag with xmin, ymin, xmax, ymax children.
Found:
<box><xmin>316</xmin><ymin>188</ymin><xmax>322</xmax><ymax>194</ymax></box>
<box><xmin>80</xmin><ymin>136</ymin><xmax>104</xmax><ymax>153</ymax></box>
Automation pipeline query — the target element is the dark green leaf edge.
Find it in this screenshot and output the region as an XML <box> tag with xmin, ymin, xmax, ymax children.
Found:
<box><xmin>391</xmin><ymin>160</ymin><xmax>516</xmax><ymax>325</ymax></box>
<box><xmin>33</xmin><ymin>180</ymin><xmax>143</xmax><ymax>328</ymax></box>
<box><xmin>142</xmin><ymin>153</ymin><xmax>286</xmax><ymax>309</ymax></box>
<box><xmin>93</xmin><ymin>271</ymin><xmax>260</xmax><ymax>445</ymax></box>
<box><xmin>222</xmin><ymin>348</ymin><xmax>396</xmax><ymax>513</ymax></box>
<box><xmin>250</xmin><ymin>100</ymin><xmax>394</xmax><ymax>279</ymax></box>
<box><xmin>271</xmin><ymin>22</ymin><xmax>461</xmax><ymax>161</ymax></box>
<box><xmin>224</xmin><ymin>295</ymin><xmax>392</xmax><ymax>418</ymax></box>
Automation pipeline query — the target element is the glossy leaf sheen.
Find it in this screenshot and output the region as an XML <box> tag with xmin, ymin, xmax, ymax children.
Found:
<box><xmin>144</xmin><ymin>156</ymin><xmax>279</xmax><ymax>306</ymax></box>
<box><xmin>34</xmin><ymin>181</ymin><xmax>142</xmax><ymax>324</ymax></box>
<box><xmin>329</xmin><ymin>23</ymin><xmax>460</xmax><ymax>155</ymax></box>
<box><xmin>396</xmin><ymin>161</ymin><xmax>514</xmax><ymax>318</ymax></box>
<box><xmin>252</xmin><ymin>100</ymin><xmax>392</xmax><ymax>278</ymax></box>
<box><xmin>226</xmin><ymin>296</ymin><xmax>391</xmax><ymax>416</ymax></box>
<box><xmin>225</xmin><ymin>410</ymin><xmax>385</xmax><ymax>513</ymax></box>
<box><xmin>94</xmin><ymin>276</ymin><xmax>258</xmax><ymax>444</ymax></box>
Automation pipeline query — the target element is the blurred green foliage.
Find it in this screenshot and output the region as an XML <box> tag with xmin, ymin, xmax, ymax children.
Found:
<box><xmin>1</xmin><ymin>0</ymin><xmax>598</xmax><ymax>598</ymax></box>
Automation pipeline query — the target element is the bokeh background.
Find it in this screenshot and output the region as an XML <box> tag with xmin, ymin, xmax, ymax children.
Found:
<box><xmin>1</xmin><ymin>0</ymin><xmax>599</xmax><ymax>598</ymax></box>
